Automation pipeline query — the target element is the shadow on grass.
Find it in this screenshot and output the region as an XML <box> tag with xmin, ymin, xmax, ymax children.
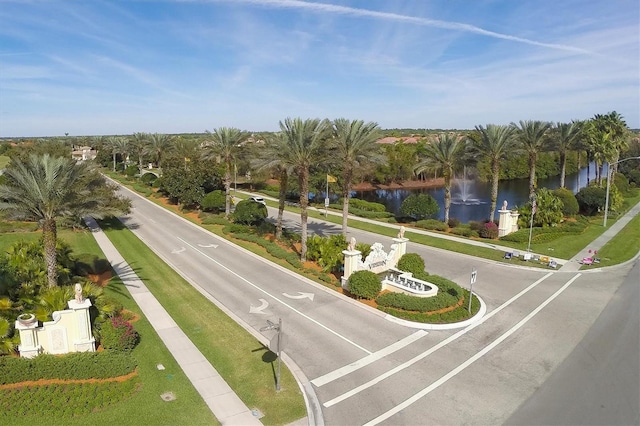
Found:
<box><xmin>252</xmin><ymin>344</ymin><xmax>279</xmax><ymax>388</ymax></box>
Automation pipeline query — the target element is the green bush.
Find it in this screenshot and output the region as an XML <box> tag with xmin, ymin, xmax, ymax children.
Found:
<box><xmin>613</xmin><ymin>172</ymin><xmax>631</xmax><ymax>195</ymax></box>
<box><xmin>450</xmin><ymin>226</ymin><xmax>474</xmax><ymax>237</ymax></box>
<box><xmin>468</xmin><ymin>221</ymin><xmax>483</xmax><ymax>232</ymax></box>
<box><xmin>201</xmin><ymin>190</ymin><xmax>226</xmax><ymax>212</ymax></box>
<box><xmin>447</xmin><ymin>217</ymin><xmax>461</xmax><ymax>228</ymax></box>
<box><xmin>200</xmin><ymin>214</ymin><xmax>229</xmax><ymax>225</ymax></box>
<box><xmin>348</xmin><ymin>270</ymin><xmax>381</xmax><ymax>300</ymax></box>
<box><xmin>0</xmin><ymin>351</ymin><xmax>136</xmax><ymax>384</ymax></box>
<box><xmin>576</xmin><ymin>185</ymin><xmax>606</xmax><ymax>215</ymax></box>
<box><xmin>233</xmin><ymin>200</ymin><xmax>267</xmax><ymax>225</ymax></box>
<box><xmin>349</xmin><ymin>199</ymin><xmax>387</xmax><ymax>212</ymax></box>
<box><xmin>99</xmin><ymin>315</ymin><xmax>139</xmax><ymax>353</ymax></box>
<box><xmin>553</xmin><ymin>187</ymin><xmax>579</xmax><ymax>217</ymax></box>
<box><xmin>397</xmin><ymin>253</ymin><xmax>425</xmax><ymax>275</ymax></box>
<box><xmin>400</xmin><ymin>193</ymin><xmax>439</xmax><ymax>220</ymax></box>
<box><xmin>306</xmin><ymin>234</ymin><xmax>346</xmax><ymax>272</ymax></box>
<box><xmin>124</xmin><ymin>165</ymin><xmax>138</xmax><ymax>177</ymax></box>
<box><xmin>375</xmin><ymin>290</ymin><xmax>458</xmax><ymax>312</ymax></box>
<box><xmin>415</xmin><ymin>219</ymin><xmax>448</xmax><ymax>231</ymax></box>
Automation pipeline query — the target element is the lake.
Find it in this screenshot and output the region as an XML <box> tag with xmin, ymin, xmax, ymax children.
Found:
<box><xmin>353</xmin><ymin>164</ymin><xmax>602</xmax><ymax>223</ymax></box>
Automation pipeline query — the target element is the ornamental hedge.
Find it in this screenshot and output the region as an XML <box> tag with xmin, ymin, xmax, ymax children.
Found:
<box><xmin>0</xmin><ymin>351</ymin><xmax>136</xmax><ymax>385</ymax></box>
<box><xmin>348</xmin><ymin>270</ymin><xmax>382</xmax><ymax>300</ymax></box>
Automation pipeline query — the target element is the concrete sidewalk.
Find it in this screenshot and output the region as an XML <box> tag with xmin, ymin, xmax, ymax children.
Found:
<box><xmin>84</xmin><ymin>217</ymin><xmax>262</xmax><ymax>426</ymax></box>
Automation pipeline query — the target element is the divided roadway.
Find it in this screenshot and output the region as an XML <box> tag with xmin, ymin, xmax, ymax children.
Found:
<box><xmin>116</xmin><ymin>186</ymin><xmax>637</xmax><ymax>425</ymax></box>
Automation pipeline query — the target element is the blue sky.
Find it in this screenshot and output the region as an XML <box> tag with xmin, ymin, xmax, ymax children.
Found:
<box><xmin>0</xmin><ymin>0</ymin><xmax>638</xmax><ymax>137</ymax></box>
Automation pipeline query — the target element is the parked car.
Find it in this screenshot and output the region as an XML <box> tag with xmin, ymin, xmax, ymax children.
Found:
<box><xmin>249</xmin><ymin>196</ymin><xmax>266</xmax><ymax>205</ymax></box>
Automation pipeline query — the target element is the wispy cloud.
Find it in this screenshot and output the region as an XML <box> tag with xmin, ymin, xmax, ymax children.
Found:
<box><xmin>182</xmin><ymin>0</ymin><xmax>593</xmax><ymax>54</ymax></box>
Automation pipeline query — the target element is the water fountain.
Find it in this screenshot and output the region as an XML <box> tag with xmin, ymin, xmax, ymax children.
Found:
<box><xmin>452</xmin><ymin>166</ymin><xmax>484</xmax><ymax>205</ymax></box>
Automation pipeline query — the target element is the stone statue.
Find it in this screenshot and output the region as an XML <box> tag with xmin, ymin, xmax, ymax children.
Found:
<box><xmin>348</xmin><ymin>237</ymin><xmax>356</xmax><ymax>251</ymax></box>
<box><xmin>502</xmin><ymin>200</ymin><xmax>508</xmax><ymax>210</ymax></box>
<box><xmin>397</xmin><ymin>226</ymin><xmax>405</xmax><ymax>239</ymax></box>
<box><xmin>74</xmin><ymin>283</ymin><xmax>84</xmax><ymax>303</ymax></box>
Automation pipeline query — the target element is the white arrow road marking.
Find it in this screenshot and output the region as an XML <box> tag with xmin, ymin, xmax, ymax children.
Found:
<box><xmin>176</xmin><ymin>236</ymin><xmax>372</xmax><ymax>354</ymax></box>
<box><xmin>198</xmin><ymin>243</ymin><xmax>219</xmax><ymax>248</ymax></box>
<box><xmin>282</xmin><ymin>292</ymin><xmax>315</xmax><ymax>301</ymax></box>
<box><xmin>171</xmin><ymin>247</ymin><xmax>186</xmax><ymax>254</ymax></box>
<box><xmin>249</xmin><ymin>298</ymin><xmax>269</xmax><ymax>314</ymax></box>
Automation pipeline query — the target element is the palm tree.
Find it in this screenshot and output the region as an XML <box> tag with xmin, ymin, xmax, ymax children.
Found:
<box><xmin>551</xmin><ymin>121</ymin><xmax>583</xmax><ymax>188</ymax></box>
<box><xmin>415</xmin><ymin>133</ymin><xmax>464</xmax><ymax>224</ymax></box>
<box><xmin>471</xmin><ymin>124</ymin><xmax>517</xmax><ymax>222</ymax></box>
<box><xmin>143</xmin><ymin>133</ymin><xmax>175</xmax><ymax>172</ymax></box>
<box><xmin>0</xmin><ymin>154</ymin><xmax>131</xmax><ymax>287</ymax></box>
<box><xmin>331</xmin><ymin>118</ymin><xmax>383</xmax><ymax>236</ymax></box>
<box><xmin>279</xmin><ymin>118</ymin><xmax>331</xmax><ymax>261</ymax></box>
<box><xmin>512</xmin><ymin>120</ymin><xmax>552</xmax><ymax>199</ymax></box>
<box><xmin>105</xmin><ymin>136</ymin><xmax>129</xmax><ymax>172</ymax></box>
<box><xmin>202</xmin><ymin>128</ymin><xmax>247</xmax><ymax>218</ymax></box>
<box><xmin>130</xmin><ymin>132</ymin><xmax>149</xmax><ymax>170</ymax></box>
<box><xmin>254</xmin><ymin>132</ymin><xmax>292</xmax><ymax>240</ymax></box>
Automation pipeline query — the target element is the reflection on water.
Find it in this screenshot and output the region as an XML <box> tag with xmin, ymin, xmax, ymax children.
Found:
<box><xmin>355</xmin><ymin>165</ymin><xmax>599</xmax><ymax>223</ymax></box>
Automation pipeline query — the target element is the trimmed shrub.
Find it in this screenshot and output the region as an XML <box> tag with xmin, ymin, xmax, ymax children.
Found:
<box><xmin>202</xmin><ymin>190</ymin><xmax>226</xmax><ymax>212</ymax></box>
<box><xmin>124</xmin><ymin>165</ymin><xmax>138</xmax><ymax>177</ymax></box>
<box><xmin>348</xmin><ymin>270</ymin><xmax>381</xmax><ymax>300</ymax></box>
<box><xmin>0</xmin><ymin>351</ymin><xmax>136</xmax><ymax>384</ymax></box>
<box><xmin>397</xmin><ymin>253</ymin><xmax>425</xmax><ymax>275</ymax></box>
<box><xmin>233</xmin><ymin>200</ymin><xmax>267</xmax><ymax>225</ymax></box>
<box><xmin>479</xmin><ymin>221</ymin><xmax>499</xmax><ymax>239</ymax></box>
<box><xmin>349</xmin><ymin>199</ymin><xmax>387</xmax><ymax>212</ymax></box>
<box><xmin>552</xmin><ymin>187</ymin><xmax>579</xmax><ymax>217</ymax></box>
<box><xmin>140</xmin><ymin>172</ymin><xmax>157</xmax><ymax>186</ymax></box>
<box><xmin>468</xmin><ymin>221</ymin><xmax>483</xmax><ymax>232</ymax></box>
<box><xmin>415</xmin><ymin>219</ymin><xmax>448</xmax><ymax>232</ymax></box>
<box><xmin>400</xmin><ymin>193</ymin><xmax>439</xmax><ymax>220</ymax></box>
<box><xmin>447</xmin><ymin>217</ymin><xmax>461</xmax><ymax>228</ymax></box>
<box><xmin>576</xmin><ymin>185</ymin><xmax>606</xmax><ymax>215</ymax></box>
<box><xmin>200</xmin><ymin>214</ymin><xmax>229</xmax><ymax>225</ymax></box>
<box><xmin>450</xmin><ymin>226</ymin><xmax>474</xmax><ymax>237</ymax></box>
<box><xmin>99</xmin><ymin>315</ymin><xmax>139</xmax><ymax>353</ymax></box>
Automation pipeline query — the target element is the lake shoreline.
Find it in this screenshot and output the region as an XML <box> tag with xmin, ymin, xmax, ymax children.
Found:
<box><xmin>352</xmin><ymin>177</ymin><xmax>445</xmax><ymax>191</ymax></box>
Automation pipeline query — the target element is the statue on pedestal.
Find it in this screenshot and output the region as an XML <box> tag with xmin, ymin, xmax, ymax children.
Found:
<box><xmin>347</xmin><ymin>237</ymin><xmax>356</xmax><ymax>252</ymax></box>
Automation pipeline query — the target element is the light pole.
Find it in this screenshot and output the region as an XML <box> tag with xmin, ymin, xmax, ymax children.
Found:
<box><xmin>603</xmin><ymin>156</ymin><xmax>640</xmax><ymax>227</ymax></box>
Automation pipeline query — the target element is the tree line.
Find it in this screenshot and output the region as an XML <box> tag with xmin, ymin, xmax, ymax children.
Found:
<box><xmin>1</xmin><ymin>111</ymin><xmax>637</xmax><ymax>266</ymax></box>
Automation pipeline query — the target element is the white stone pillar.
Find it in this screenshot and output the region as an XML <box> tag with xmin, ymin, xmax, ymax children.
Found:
<box><xmin>67</xmin><ymin>299</ymin><xmax>96</xmax><ymax>353</ymax></box>
<box><xmin>16</xmin><ymin>315</ymin><xmax>41</xmax><ymax>358</ymax></box>
<box><xmin>341</xmin><ymin>249</ymin><xmax>362</xmax><ymax>289</ymax></box>
<box><xmin>391</xmin><ymin>238</ymin><xmax>408</xmax><ymax>268</ymax></box>
<box><xmin>510</xmin><ymin>211</ymin><xmax>520</xmax><ymax>234</ymax></box>
<box><xmin>498</xmin><ymin>208</ymin><xmax>512</xmax><ymax>237</ymax></box>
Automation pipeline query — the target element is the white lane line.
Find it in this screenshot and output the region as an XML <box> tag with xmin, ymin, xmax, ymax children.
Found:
<box><xmin>364</xmin><ymin>273</ymin><xmax>582</xmax><ymax>425</ymax></box>
<box><xmin>323</xmin><ymin>272</ymin><xmax>554</xmax><ymax>408</ymax></box>
<box><xmin>176</xmin><ymin>236</ymin><xmax>372</xmax><ymax>355</ymax></box>
<box><xmin>312</xmin><ymin>330</ymin><xmax>428</xmax><ymax>387</ymax></box>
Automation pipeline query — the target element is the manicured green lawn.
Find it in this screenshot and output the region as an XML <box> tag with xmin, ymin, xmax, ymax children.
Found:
<box><xmin>0</xmin><ymin>230</ymin><xmax>218</xmax><ymax>426</ymax></box>
<box><xmin>590</xmin><ymin>212</ymin><xmax>640</xmax><ymax>267</ymax></box>
<box><xmin>99</xmin><ymin>219</ymin><xmax>307</xmax><ymax>425</ymax></box>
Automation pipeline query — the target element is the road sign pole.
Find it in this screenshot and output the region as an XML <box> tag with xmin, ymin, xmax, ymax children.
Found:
<box><xmin>468</xmin><ymin>268</ymin><xmax>477</xmax><ymax>313</ymax></box>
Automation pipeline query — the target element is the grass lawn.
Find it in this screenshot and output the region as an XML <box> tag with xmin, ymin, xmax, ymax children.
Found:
<box><xmin>0</xmin><ymin>230</ymin><xmax>218</xmax><ymax>426</ymax></box>
<box><xmin>589</xmin><ymin>211</ymin><xmax>640</xmax><ymax>267</ymax></box>
<box><xmin>99</xmin><ymin>218</ymin><xmax>307</xmax><ymax>425</ymax></box>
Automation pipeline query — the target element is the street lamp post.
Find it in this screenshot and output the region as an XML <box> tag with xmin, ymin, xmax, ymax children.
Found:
<box><xmin>603</xmin><ymin>156</ymin><xmax>640</xmax><ymax>227</ymax></box>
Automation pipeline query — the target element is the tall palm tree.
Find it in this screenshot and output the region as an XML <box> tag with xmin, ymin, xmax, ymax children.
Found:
<box><xmin>331</xmin><ymin>118</ymin><xmax>383</xmax><ymax>236</ymax></box>
<box><xmin>254</xmin><ymin>132</ymin><xmax>292</xmax><ymax>240</ymax></box>
<box><xmin>202</xmin><ymin>127</ymin><xmax>247</xmax><ymax>218</ymax></box>
<box><xmin>415</xmin><ymin>132</ymin><xmax>464</xmax><ymax>224</ymax></box>
<box><xmin>279</xmin><ymin>118</ymin><xmax>331</xmax><ymax>261</ymax></box>
<box><xmin>551</xmin><ymin>121</ymin><xmax>583</xmax><ymax>188</ymax></box>
<box><xmin>512</xmin><ymin>120</ymin><xmax>552</xmax><ymax>199</ymax></box>
<box><xmin>0</xmin><ymin>154</ymin><xmax>130</xmax><ymax>287</ymax></box>
<box><xmin>130</xmin><ymin>132</ymin><xmax>149</xmax><ymax>170</ymax></box>
<box><xmin>105</xmin><ymin>136</ymin><xmax>130</xmax><ymax>171</ymax></box>
<box><xmin>143</xmin><ymin>133</ymin><xmax>175</xmax><ymax>172</ymax></box>
<box><xmin>471</xmin><ymin>124</ymin><xmax>517</xmax><ymax>222</ymax></box>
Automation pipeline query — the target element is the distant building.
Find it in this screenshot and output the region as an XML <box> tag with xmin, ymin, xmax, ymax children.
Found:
<box><xmin>71</xmin><ymin>146</ymin><xmax>97</xmax><ymax>162</ymax></box>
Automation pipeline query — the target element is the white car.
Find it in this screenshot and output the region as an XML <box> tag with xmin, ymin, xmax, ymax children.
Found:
<box><xmin>249</xmin><ymin>196</ymin><xmax>266</xmax><ymax>206</ymax></box>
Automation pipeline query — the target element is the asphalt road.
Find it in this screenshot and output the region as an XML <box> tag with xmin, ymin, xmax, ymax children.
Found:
<box><xmin>116</xmin><ymin>187</ymin><xmax>639</xmax><ymax>425</ymax></box>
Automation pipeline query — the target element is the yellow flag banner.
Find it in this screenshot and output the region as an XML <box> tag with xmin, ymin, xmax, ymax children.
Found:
<box><xmin>327</xmin><ymin>174</ymin><xmax>337</xmax><ymax>183</ymax></box>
